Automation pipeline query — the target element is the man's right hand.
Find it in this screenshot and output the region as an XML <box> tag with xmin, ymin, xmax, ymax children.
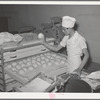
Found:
<box><xmin>38</xmin><ymin>33</ymin><xmax>45</xmax><ymax>44</ymax></box>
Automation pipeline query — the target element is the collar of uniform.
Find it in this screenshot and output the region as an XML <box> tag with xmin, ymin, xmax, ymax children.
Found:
<box><xmin>68</xmin><ymin>31</ymin><xmax>78</xmax><ymax>42</ymax></box>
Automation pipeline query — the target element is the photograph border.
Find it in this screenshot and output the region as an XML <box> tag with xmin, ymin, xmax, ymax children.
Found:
<box><xmin>0</xmin><ymin>1</ymin><xmax>100</xmax><ymax>99</ymax></box>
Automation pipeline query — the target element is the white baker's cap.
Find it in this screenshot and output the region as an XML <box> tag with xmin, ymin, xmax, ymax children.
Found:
<box><xmin>62</xmin><ymin>16</ymin><xmax>76</xmax><ymax>28</ymax></box>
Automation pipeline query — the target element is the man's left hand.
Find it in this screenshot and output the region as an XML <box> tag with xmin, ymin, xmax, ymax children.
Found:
<box><xmin>73</xmin><ymin>68</ymin><xmax>82</xmax><ymax>76</ymax></box>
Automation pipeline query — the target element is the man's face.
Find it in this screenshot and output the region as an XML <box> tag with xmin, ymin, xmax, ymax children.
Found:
<box><xmin>62</xmin><ymin>27</ymin><xmax>70</xmax><ymax>36</ymax></box>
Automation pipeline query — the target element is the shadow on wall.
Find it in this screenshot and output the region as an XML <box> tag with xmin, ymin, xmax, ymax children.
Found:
<box><xmin>74</xmin><ymin>23</ymin><xmax>79</xmax><ymax>31</ymax></box>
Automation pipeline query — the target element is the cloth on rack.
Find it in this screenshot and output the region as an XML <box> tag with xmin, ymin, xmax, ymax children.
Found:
<box><xmin>0</xmin><ymin>32</ymin><xmax>22</xmax><ymax>45</ymax></box>
<box><xmin>20</xmin><ymin>32</ymin><xmax>38</xmax><ymax>42</ymax></box>
<box><xmin>87</xmin><ymin>71</ymin><xmax>100</xmax><ymax>80</ymax></box>
<box><xmin>81</xmin><ymin>71</ymin><xmax>100</xmax><ymax>90</ymax></box>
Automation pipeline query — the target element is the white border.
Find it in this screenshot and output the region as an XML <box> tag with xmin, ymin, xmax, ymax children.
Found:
<box><xmin>0</xmin><ymin>1</ymin><xmax>100</xmax><ymax>99</ymax></box>
<box><xmin>0</xmin><ymin>93</ymin><xmax>100</xmax><ymax>99</ymax></box>
<box><xmin>0</xmin><ymin>1</ymin><xmax>100</xmax><ymax>5</ymax></box>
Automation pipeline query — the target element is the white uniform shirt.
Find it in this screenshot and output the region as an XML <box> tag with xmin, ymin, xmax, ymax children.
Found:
<box><xmin>60</xmin><ymin>31</ymin><xmax>87</xmax><ymax>73</ymax></box>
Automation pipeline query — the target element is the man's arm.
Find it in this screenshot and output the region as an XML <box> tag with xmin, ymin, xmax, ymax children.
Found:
<box><xmin>39</xmin><ymin>33</ymin><xmax>63</xmax><ymax>52</ymax></box>
<box><xmin>74</xmin><ymin>48</ymin><xmax>89</xmax><ymax>74</ymax></box>
<box><xmin>80</xmin><ymin>48</ymin><xmax>89</xmax><ymax>69</ymax></box>
<box><xmin>43</xmin><ymin>40</ymin><xmax>63</xmax><ymax>52</ymax></box>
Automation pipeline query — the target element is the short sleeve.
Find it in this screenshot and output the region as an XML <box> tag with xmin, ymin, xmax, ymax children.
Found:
<box><xmin>79</xmin><ymin>37</ymin><xmax>87</xmax><ymax>50</ymax></box>
<box><xmin>60</xmin><ymin>36</ymin><xmax>68</xmax><ymax>47</ymax></box>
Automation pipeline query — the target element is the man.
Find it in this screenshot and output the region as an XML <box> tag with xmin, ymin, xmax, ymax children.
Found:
<box><xmin>39</xmin><ymin>16</ymin><xmax>89</xmax><ymax>75</ymax></box>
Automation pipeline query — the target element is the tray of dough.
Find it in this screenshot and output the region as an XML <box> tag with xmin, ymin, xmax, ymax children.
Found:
<box><xmin>4</xmin><ymin>51</ymin><xmax>68</xmax><ymax>84</ymax></box>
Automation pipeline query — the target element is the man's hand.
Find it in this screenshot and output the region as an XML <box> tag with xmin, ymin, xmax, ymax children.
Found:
<box><xmin>38</xmin><ymin>33</ymin><xmax>46</xmax><ymax>44</ymax></box>
<box><xmin>39</xmin><ymin>37</ymin><xmax>45</xmax><ymax>44</ymax></box>
<box><xmin>73</xmin><ymin>68</ymin><xmax>82</xmax><ymax>76</ymax></box>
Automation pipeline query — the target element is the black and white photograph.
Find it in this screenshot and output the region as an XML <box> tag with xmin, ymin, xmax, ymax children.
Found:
<box><xmin>0</xmin><ymin>1</ymin><xmax>100</xmax><ymax>99</ymax></box>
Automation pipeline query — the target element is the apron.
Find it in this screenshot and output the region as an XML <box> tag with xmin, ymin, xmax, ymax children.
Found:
<box><xmin>66</xmin><ymin>33</ymin><xmax>82</xmax><ymax>73</ymax></box>
<box><xmin>67</xmin><ymin>56</ymin><xmax>82</xmax><ymax>73</ymax></box>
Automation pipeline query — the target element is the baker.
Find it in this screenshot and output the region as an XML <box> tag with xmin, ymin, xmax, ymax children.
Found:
<box><xmin>38</xmin><ymin>16</ymin><xmax>89</xmax><ymax>76</ymax></box>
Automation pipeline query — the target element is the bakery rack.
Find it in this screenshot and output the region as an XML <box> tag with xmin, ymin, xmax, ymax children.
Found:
<box><xmin>0</xmin><ymin>37</ymin><xmax>55</xmax><ymax>90</ymax></box>
<box><xmin>0</xmin><ymin>47</ymin><xmax>6</xmax><ymax>91</ymax></box>
<box><xmin>0</xmin><ymin>33</ymin><xmax>68</xmax><ymax>92</ymax></box>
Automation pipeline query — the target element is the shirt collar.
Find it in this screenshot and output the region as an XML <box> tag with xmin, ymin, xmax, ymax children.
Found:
<box><xmin>68</xmin><ymin>31</ymin><xmax>78</xmax><ymax>41</ymax></box>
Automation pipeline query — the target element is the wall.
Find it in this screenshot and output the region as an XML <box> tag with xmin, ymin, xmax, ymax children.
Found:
<box><xmin>1</xmin><ymin>5</ymin><xmax>100</xmax><ymax>63</ymax></box>
<box><xmin>0</xmin><ymin>6</ymin><xmax>3</xmax><ymax>16</ymax></box>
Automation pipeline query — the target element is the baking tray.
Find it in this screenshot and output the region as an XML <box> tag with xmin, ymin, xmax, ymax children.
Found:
<box><xmin>4</xmin><ymin>51</ymin><xmax>68</xmax><ymax>84</ymax></box>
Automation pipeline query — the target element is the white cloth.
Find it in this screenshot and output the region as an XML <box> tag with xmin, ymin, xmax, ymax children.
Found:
<box><xmin>87</xmin><ymin>71</ymin><xmax>100</xmax><ymax>80</ymax></box>
<box><xmin>0</xmin><ymin>32</ymin><xmax>22</xmax><ymax>45</ymax></box>
<box><xmin>60</xmin><ymin>31</ymin><xmax>87</xmax><ymax>73</ymax></box>
<box><xmin>62</xmin><ymin>16</ymin><xmax>76</xmax><ymax>28</ymax></box>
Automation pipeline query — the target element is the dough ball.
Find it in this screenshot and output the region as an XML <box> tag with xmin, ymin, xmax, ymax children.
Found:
<box><xmin>38</xmin><ymin>33</ymin><xmax>44</xmax><ymax>39</ymax></box>
<box><xmin>50</xmin><ymin>57</ymin><xmax>55</xmax><ymax>60</ymax></box>
<box><xmin>46</xmin><ymin>55</ymin><xmax>51</xmax><ymax>59</ymax></box>
<box><xmin>6</xmin><ymin>64</ymin><xmax>12</xmax><ymax>69</ymax></box>
<box><xmin>20</xmin><ymin>63</ymin><xmax>26</xmax><ymax>68</ymax></box>
<box><xmin>12</xmin><ymin>62</ymin><xmax>17</xmax><ymax>67</ymax></box>
<box><xmin>41</xmin><ymin>56</ymin><xmax>45</xmax><ymax>60</ymax></box>
<box><xmin>47</xmin><ymin>62</ymin><xmax>52</xmax><ymax>66</ymax></box>
<box><xmin>32</xmin><ymin>56</ymin><xmax>36</xmax><ymax>60</ymax></box>
<box><xmin>16</xmin><ymin>65</ymin><xmax>21</xmax><ymax>70</ymax></box>
<box><xmin>18</xmin><ymin>69</ymin><xmax>25</xmax><ymax>76</ymax></box>
<box><xmin>23</xmin><ymin>67</ymin><xmax>27</xmax><ymax>72</ymax></box>
<box><xmin>56</xmin><ymin>55</ymin><xmax>61</xmax><ymax>59</ymax></box>
<box><xmin>22</xmin><ymin>59</ymin><xmax>27</xmax><ymax>63</ymax></box>
<box><xmin>61</xmin><ymin>60</ymin><xmax>66</xmax><ymax>65</ymax></box>
<box><xmin>51</xmin><ymin>53</ymin><xmax>56</xmax><ymax>57</ymax></box>
<box><xmin>42</xmin><ymin>64</ymin><xmax>47</xmax><ymax>68</ymax></box>
<box><xmin>18</xmin><ymin>61</ymin><xmax>23</xmax><ymax>65</ymax></box>
<box><xmin>11</xmin><ymin>67</ymin><xmax>17</xmax><ymax>72</ymax></box>
<box><xmin>61</xmin><ymin>57</ymin><xmax>67</xmax><ymax>61</ymax></box>
<box><xmin>41</xmin><ymin>60</ymin><xmax>46</xmax><ymax>64</ymax></box>
<box><xmin>36</xmin><ymin>62</ymin><xmax>41</xmax><ymax>66</ymax></box>
<box><xmin>50</xmin><ymin>60</ymin><xmax>55</xmax><ymax>64</ymax></box>
<box><xmin>36</xmin><ymin>58</ymin><xmax>41</xmax><ymax>62</ymax></box>
<box><xmin>55</xmin><ymin>61</ymin><xmax>60</xmax><ymax>65</ymax></box>
<box><xmin>32</xmin><ymin>59</ymin><xmax>36</xmax><ymax>64</ymax></box>
<box><xmin>27</xmin><ymin>58</ymin><xmax>31</xmax><ymax>62</ymax></box>
<box><xmin>40</xmin><ymin>54</ymin><xmax>44</xmax><ymax>57</ymax></box>
<box><xmin>56</xmin><ymin>58</ymin><xmax>61</xmax><ymax>62</ymax></box>
<box><xmin>45</xmin><ymin>58</ymin><xmax>49</xmax><ymax>62</ymax></box>
<box><xmin>46</xmin><ymin>52</ymin><xmax>51</xmax><ymax>55</ymax></box>
<box><xmin>28</xmin><ymin>66</ymin><xmax>34</xmax><ymax>71</ymax></box>
<box><xmin>26</xmin><ymin>62</ymin><xmax>32</xmax><ymax>66</ymax></box>
<box><xmin>33</xmin><ymin>64</ymin><xmax>38</xmax><ymax>68</ymax></box>
<box><xmin>64</xmin><ymin>62</ymin><xmax>68</xmax><ymax>66</ymax></box>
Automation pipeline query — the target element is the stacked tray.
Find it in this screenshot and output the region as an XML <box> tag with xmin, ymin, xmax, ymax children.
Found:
<box><xmin>4</xmin><ymin>51</ymin><xmax>68</xmax><ymax>84</ymax></box>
